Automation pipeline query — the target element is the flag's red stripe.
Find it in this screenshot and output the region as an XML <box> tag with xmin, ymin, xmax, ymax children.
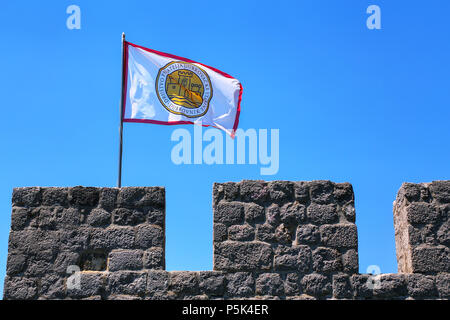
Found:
<box><xmin>121</xmin><ymin>43</ymin><xmax>129</xmax><ymax>122</ymax></box>
<box><xmin>122</xmin><ymin>41</ymin><xmax>243</xmax><ymax>137</ymax></box>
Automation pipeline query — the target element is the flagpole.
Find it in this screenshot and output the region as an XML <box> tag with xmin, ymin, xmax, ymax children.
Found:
<box><xmin>117</xmin><ymin>32</ymin><xmax>126</xmax><ymax>188</ymax></box>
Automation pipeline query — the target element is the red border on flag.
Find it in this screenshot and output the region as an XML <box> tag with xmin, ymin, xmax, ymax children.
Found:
<box><xmin>121</xmin><ymin>41</ymin><xmax>242</xmax><ymax>137</ymax></box>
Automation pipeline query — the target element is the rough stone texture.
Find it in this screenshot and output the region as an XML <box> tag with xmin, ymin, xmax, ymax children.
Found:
<box><xmin>4</xmin><ymin>186</ymin><xmax>165</xmax><ymax>300</ymax></box>
<box><xmin>394</xmin><ymin>181</ymin><xmax>450</xmax><ymax>274</ymax></box>
<box><xmin>3</xmin><ymin>181</ymin><xmax>449</xmax><ymax>300</ymax></box>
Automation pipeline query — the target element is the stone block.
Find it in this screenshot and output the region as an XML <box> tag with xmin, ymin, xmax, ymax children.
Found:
<box><xmin>106</xmin><ymin>271</ymin><xmax>147</xmax><ymax>297</ymax></box>
<box><xmin>214</xmin><ymin>201</ymin><xmax>245</xmax><ymax>226</ymax></box>
<box><xmin>320</xmin><ymin>224</ymin><xmax>358</xmax><ymax>248</ymax></box>
<box><xmin>273</xmin><ymin>245</ymin><xmax>311</xmax><ymax>272</ymax></box>
<box><xmin>3</xmin><ymin>276</ymin><xmax>37</xmax><ymax>300</ymax></box>
<box><xmin>68</xmin><ymin>187</ymin><xmax>99</xmax><ymax>207</ymax></box>
<box><xmin>255</xmin><ymin>273</ymin><xmax>284</xmax><ymax>296</ymax></box>
<box><xmin>143</xmin><ymin>247</ymin><xmax>164</xmax><ymax>270</ymax></box>
<box><xmin>135</xmin><ymin>224</ymin><xmax>164</xmax><ymax>249</ymax></box>
<box><xmin>301</xmin><ymin>273</ymin><xmax>331</xmax><ymax>297</ymax></box>
<box><xmin>226</xmin><ymin>272</ymin><xmax>254</xmax><ymax>297</ymax></box>
<box><xmin>199</xmin><ymin>271</ymin><xmax>225</xmax><ymax>296</ymax></box>
<box><xmin>228</xmin><ymin>224</ymin><xmax>255</xmax><ymax>241</ymax></box>
<box><xmin>307</xmin><ymin>203</ymin><xmax>338</xmax><ymax>224</ymax></box>
<box><xmin>169</xmin><ymin>272</ymin><xmax>199</xmax><ymax>296</ymax></box>
<box><xmin>108</xmin><ymin>250</ymin><xmax>143</xmax><ymax>271</ymax></box>
<box><xmin>333</xmin><ymin>274</ymin><xmax>352</xmax><ymax>299</ymax></box>
<box><xmin>214</xmin><ymin>241</ymin><xmax>272</xmax><ymax>271</ymax></box>
<box><xmin>296</xmin><ymin>224</ymin><xmax>320</xmax><ymax>245</ymax></box>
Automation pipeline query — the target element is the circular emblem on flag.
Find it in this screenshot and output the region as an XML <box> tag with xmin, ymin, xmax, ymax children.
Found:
<box><xmin>156</xmin><ymin>61</ymin><xmax>213</xmax><ymax>118</ymax></box>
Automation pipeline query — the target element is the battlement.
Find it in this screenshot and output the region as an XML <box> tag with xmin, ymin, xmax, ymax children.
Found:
<box><xmin>3</xmin><ymin>181</ymin><xmax>449</xmax><ymax>300</ymax></box>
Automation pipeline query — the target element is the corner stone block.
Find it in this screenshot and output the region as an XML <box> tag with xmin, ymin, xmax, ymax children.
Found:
<box><xmin>394</xmin><ymin>182</ymin><xmax>450</xmax><ymax>274</ymax></box>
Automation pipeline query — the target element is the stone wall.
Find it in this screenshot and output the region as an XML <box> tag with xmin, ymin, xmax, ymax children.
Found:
<box><xmin>3</xmin><ymin>181</ymin><xmax>449</xmax><ymax>300</ymax></box>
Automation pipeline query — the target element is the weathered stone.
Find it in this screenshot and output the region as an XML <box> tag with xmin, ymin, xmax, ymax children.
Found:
<box><xmin>435</xmin><ymin>273</ymin><xmax>450</xmax><ymax>299</ymax></box>
<box><xmin>274</xmin><ymin>224</ymin><xmax>292</xmax><ymax>244</ymax></box>
<box><xmin>284</xmin><ymin>273</ymin><xmax>300</xmax><ymax>296</ymax></box>
<box><xmin>106</xmin><ymin>271</ymin><xmax>147</xmax><ymax>296</ymax></box>
<box><xmin>147</xmin><ymin>270</ymin><xmax>169</xmax><ymax>299</ymax></box>
<box><xmin>42</xmin><ymin>188</ymin><xmax>68</xmax><ymax>206</ymax></box>
<box><xmin>349</xmin><ymin>274</ymin><xmax>373</xmax><ymax>299</ymax></box>
<box><xmin>68</xmin><ymin>187</ymin><xmax>99</xmax><ymax>207</ymax></box>
<box><xmin>341</xmin><ymin>204</ymin><xmax>356</xmax><ymax>223</ymax></box>
<box><xmin>280</xmin><ymin>202</ymin><xmax>306</xmax><ymax>225</ymax></box>
<box><xmin>11</xmin><ymin>207</ymin><xmax>33</xmax><ymax>230</ymax></box>
<box><xmin>147</xmin><ymin>208</ymin><xmax>165</xmax><ymax>227</ymax></box>
<box><xmin>214</xmin><ymin>202</ymin><xmax>244</xmax><ymax>226</ymax></box>
<box><xmin>255</xmin><ymin>224</ymin><xmax>275</xmax><ymax>242</ymax></box>
<box><xmin>228</xmin><ymin>224</ymin><xmax>255</xmax><ymax>241</ymax></box>
<box><xmin>214</xmin><ymin>223</ymin><xmax>227</xmax><ymax>242</ymax></box>
<box><xmin>58</xmin><ymin>228</ymin><xmax>90</xmax><ymax>252</ymax></box>
<box><xmin>255</xmin><ymin>273</ymin><xmax>284</xmax><ymax>296</ymax></box>
<box><xmin>169</xmin><ymin>272</ymin><xmax>199</xmax><ymax>296</ymax></box>
<box><xmin>3</xmin><ymin>276</ymin><xmax>37</xmax><ymax>300</ymax></box>
<box><xmin>333</xmin><ymin>183</ymin><xmax>354</xmax><ymax>204</ymax></box>
<box><xmin>135</xmin><ymin>224</ymin><xmax>164</xmax><ymax>248</ymax></box>
<box><xmin>6</xmin><ymin>252</ymin><xmax>27</xmax><ymax>276</ymax></box>
<box><xmin>342</xmin><ymin>249</ymin><xmax>359</xmax><ymax>273</ymax></box>
<box><xmin>405</xmin><ymin>274</ymin><xmax>436</xmax><ymax>298</ymax></box>
<box><xmin>98</xmin><ymin>188</ymin><xmax>118</xmax><ymax>210</ymax></box>
<box><xmin>239</xmin><ymin>180</ymin><xmax>269</xmax><ymax>204</ymax></box>
<box><xmin>117</xmin><ymin>187</ymin><xmax>165</xmax><ymax>208</ymax></box>
<box><xmin>199</xmin><ymin>271</ymin><xmax>225</xmax><ymax>296</ymax></box>
<box><xmin>398</xmin><ymin>182</ymin><xmax>430</xmax><ymax>203</ymax></box>
<box><xmin>89</xmin><ymin>226</ymin><xmax>135</xmax><ymax>251</ymax></box>
<box><xmin>108</xmin><ymin>250</ymin><xmax>143</xmax><ymax>271</ymax></box>
<box><xmin>226</xmin><ymin>272</ymin><xmax>254</xmax><ymax>297</ymax></box>
<box><xmin>436</xmin><ymin>220</ymin><xmax>449</xmax><ymax>245</ymax></box>
<box><xmin>38</xmin><ymin>273</ymin><xmax>66</xmax><ymax>299</ymax></box>
<box><xmin>38</xmin><ymin>207</ymin><xmax>81</xmax><ymax>230</ymax></box>
<box><xmin>67</xmin><ymin>272</ymin><xmax>105</xmax><ymax>298</ymax></box>
<box><xmin>406</xmin><ymin>202</ymin><xmax>440</xmax><ymax>225</ymax></box>
<box><xmin>53</xmin><ymin>251</ymin><xmax>80</xmax><ymax>273</ymax></box>
<box><xmin>312</xmin><ymin>247</ymin><xmax>342</xmax><ymax>273</ymax></box>
<box><xmin>309</xmin><ymin>181</ymin><xmax>334</xmax><ymax>204</ymax></box>
<box><xmin>273</xmin><ymin>245</ymin><xmax>311</xmax><ymax>272</ymax></box>
<box><xmin>244</xmin><ymin>203</ymin><xmax>265</xmax><ymax>223</ymax></box>
<box><xmin>296</xmin><ymin>224</ymin><xmax>320</xmax><ymax>244</ymax></box>
<box><xmin>213</xmin><ymin>182</ymin><xmax>239</xmax><ymax>205</ymax></box>
<box><xmin>143</xmin><ymin>247</ymin><xmax>164</xmax><ymax>270</ymax></box>
<box><xmin>333</xmin><ymin>274</ymin><xmax>352</xmax><ymax>299</ymax></box>
<box><xmin>87</xmin><ymin>208</ymin><xmax>111</xmax><ymax>227</ymax></box>
<box><xmin>429</xmin><ymin>181</ymin><xmax>450</xmax><ymax>203</ymax></box>
<box><xmin>266</xmin><ymin>204</ymin><xmax>280</xmax><ymax>226</ymax></box>
<box><xmin>294</xmin><ymin>181</ymin><xmax>309</xmax><ymax>204</ymax></box>
<box><xmin>373</xmin><ymin>274</ymin><xmax>407</xmax><ymax>299</ymax></box>
<box><xmin>12</xmin><ymin>187</ymin><xmax>41</xmax><ymax>207</ymax></box>
<box><xmin>320</xmin><ymin>224</ymin><xmax>358</xmax><ymax>248</ymax></box>
<box><xmin>301</xmin><ymin>273</ymin><xmax>331</xmax><ymax>297</ymax></box>
<box><xmin>268</xmin><ymin>181</ymin><xmax>294</xmax><ymax>203</ymax></box>
<box><xmin>411</xmin><ymin>245</ymin><xmax>449</xmax><ymax>273</ymax></box>
<box><xmin>307</xmin><ymin>203</ymin><xmax>338</xmax><ymax>224</ymax></box>
<box><xmin>112</xmin><ymin>208</ymin><xmax>145</xmax><ymax>226</ymax></box>
<box><xmin>214</xmin><ymin>241</ymin><xmax>272</xmax><ymax>271</ymax></box>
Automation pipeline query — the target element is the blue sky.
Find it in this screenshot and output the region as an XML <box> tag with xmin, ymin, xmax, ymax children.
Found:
<box><xmin>0</xmin><ymin>1</ymin><xmax>449</xmax><ymax>297</ymax></box>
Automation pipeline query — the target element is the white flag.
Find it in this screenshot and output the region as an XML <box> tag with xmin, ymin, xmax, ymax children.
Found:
<box><xmin>122</xmin><ymin>41</ymin><xmax>242</xmax><ymax>137</ymax></box>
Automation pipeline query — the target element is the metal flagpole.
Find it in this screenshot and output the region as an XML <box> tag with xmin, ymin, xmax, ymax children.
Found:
<box><xmin>117</xmin><ymin>32</ymin><xmax>126</xmax><ymax>188</ymax></box>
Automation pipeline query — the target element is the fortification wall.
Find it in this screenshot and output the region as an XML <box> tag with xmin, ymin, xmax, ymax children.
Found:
<box><xmin>3</xmin><ymin>181</ymin><xmax>449</xmax><ymax>300</ymax></box>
